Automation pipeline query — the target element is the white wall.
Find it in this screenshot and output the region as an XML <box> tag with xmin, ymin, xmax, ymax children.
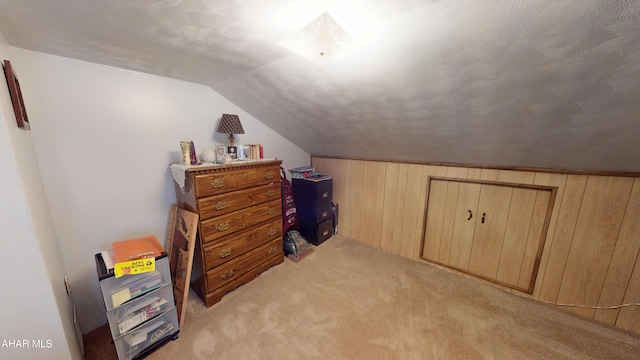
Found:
<box><xmin>0</xmin><ymin>37</ymin><xmax>80</xmax><ymax>358</ymax></box>
<box><xmin>11</xmin><ymin>48</ymin><xmax>310</xmax><ymax>333</ymax></box>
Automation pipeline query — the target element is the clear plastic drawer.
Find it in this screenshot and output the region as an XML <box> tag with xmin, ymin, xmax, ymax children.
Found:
<box><xmin>106</xmin><ymin>284</ymin><xmax>174</xmax><ymax>339</ymax></box>
<box><xmin>114</xmin><ymin>309</ymin><xmax>179</xmax><ymax>360</ymax></box>
<box><xmin>99</xmin><ymin>256</ymin><xmax>171</xmax><ymax>311</ymax></box>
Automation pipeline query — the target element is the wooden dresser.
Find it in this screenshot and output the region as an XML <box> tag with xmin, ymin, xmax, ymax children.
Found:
<box><xmin>173</xmin><ymin>160</ymin><xmax>284</xmax><ymax>307</ymax></box>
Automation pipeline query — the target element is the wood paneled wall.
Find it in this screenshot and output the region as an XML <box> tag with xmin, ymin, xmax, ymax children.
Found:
<box><xmin>312</xmin><ymin>157</ymin><xmax>640</xmax><ymax>335</ymax></box>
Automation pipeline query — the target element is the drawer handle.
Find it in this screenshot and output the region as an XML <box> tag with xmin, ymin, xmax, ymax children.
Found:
<box><xmin>264</xmin><ymin>172</ymin><xmax>274</xmax><ymax>180</ymax></box>
<box><xmin>268</xmin><ymin>246</ymin><xmax>277</xmax><ymax>255</ymax></box>
<box><xmin>267</xmin><ymin>207</ymin><xmax>275</xmax><ymax>215</ymax></box>
<box><xmin>322</xmin><ymin>192</ymin><xmax>329</xmax><ymax>198</ymax></box>
<box><xmin>210</xmin><ymin>179</ymin><xmax>225</xmax><ymax>189</ymax></box>
<box><xmin>266</xmin><ymin>190</ymin><xmax>276</xmax><ymax>197</ymax></box>
<box><xmin>267</xmin><ymin>228</ymin><xmax>277</xmax><ymax>236</ymax></box>
<box><xmin>219</xmin><ymin>248</ymin><xmax>232</xmax><ymax>258</ymax></box>
<box><xmin>221</xmin><ymin>269</ymin><xmax>235</xmax><ymax>280</ymax></box>
<box><xmin>216</xmin><ymin>222</ymin><xmax>229</xmax><ymax>232</ymax></box>
<box><xmin>214</xmin><ymin>201</ymin><xmax>227</xmax><ymax>210</ymax></box>
<box><xmin>322</xmin><ymin>211</ymin><xmax>328</xmax><ymax>218</ymax></box>
<box><xmin>323</xmin><ymin>230</ymin><xmax>329</xmax><ymax>236</ymax></box>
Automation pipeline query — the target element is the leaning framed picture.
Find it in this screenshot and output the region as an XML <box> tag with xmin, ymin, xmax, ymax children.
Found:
<box><xmin>2</xmin><ymin>60</ymin><xmax>30</xmax><ymax>129</ymax></box>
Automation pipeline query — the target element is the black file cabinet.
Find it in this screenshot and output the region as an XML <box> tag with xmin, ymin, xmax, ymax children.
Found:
<box><xmin>292</xmin><ymin>176</ymin><xmax>333</xmax><ymax>245</ymax></box>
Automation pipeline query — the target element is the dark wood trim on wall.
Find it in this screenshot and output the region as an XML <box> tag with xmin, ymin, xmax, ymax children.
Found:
<box><xmin>311</xmin><ymin>155</ymin><xmax>640</xmax><ymax>178</ymax></box>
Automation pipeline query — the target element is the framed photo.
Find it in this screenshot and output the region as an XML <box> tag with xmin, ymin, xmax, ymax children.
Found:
<box><xmin>238</xmin><ymin>145</ymin><xmax>250</xmax><ymax>160</ymax></box>
<box><xmin>2</xmin><ymin>60</ymin><xmax>30</xmax><ymax>130</ymax></box>
<box><xmin>227</xmin><ymin>145</ymin><xmax>238</xmax><ymax>160</ymax></box>
<box><xmin>215</xmin><ymin>145</ymin><xmax>227</xmax><ymax>163</ymax></box>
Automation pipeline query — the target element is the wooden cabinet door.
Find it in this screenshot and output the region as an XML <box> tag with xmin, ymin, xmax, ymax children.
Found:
<box><xmin>421</xmin><ymin>177</ymin><xmax>556</xmax><ymax>294</ymax></box>
<box><xmin>468</xmin><ymin>183</ymin><xmax>513</xmax><ymax>278</ymax></box>
<box><xmin>448</xmin><ymin>182</ymin><xmax>481</xmax><ymax>269</ymax></box>
<box><xmin>422</xmin><ymin>179</ymin><xmax>448</xmax><ymax>262</ymax></box>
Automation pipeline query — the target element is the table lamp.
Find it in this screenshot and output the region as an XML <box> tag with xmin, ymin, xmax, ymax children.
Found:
<box><xmin>217</xmin><ymin>114</ymin><xmax>245</xmax><ymax>146</ymax></box>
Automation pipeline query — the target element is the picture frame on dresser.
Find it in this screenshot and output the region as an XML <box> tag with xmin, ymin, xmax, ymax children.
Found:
<box><xmin>238</xmin><ymin>145</ymin><xmax>250</xmax><ymax>160</ymax></box>
<box><xmin>215</xmin><ymin>145</ymin><xmax>227</xmax><ymax>163</ymax></box>
<box><xmin>227</xmin><ymin>145</ymin><xmax>238</xmax><ymax>160</ymax></box>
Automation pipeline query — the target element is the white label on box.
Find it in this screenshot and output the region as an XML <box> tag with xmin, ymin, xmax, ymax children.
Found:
<box><xmin>119</xmin><ymin>312</ymin><xmax>148</xmax><ymax>334</ymax></box>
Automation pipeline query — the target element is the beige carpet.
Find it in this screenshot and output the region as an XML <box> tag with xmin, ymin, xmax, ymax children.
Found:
<box><xmin>86</xmin><ymin>235</ymin><xmax>640</xmax><ymax>359</ymax></box>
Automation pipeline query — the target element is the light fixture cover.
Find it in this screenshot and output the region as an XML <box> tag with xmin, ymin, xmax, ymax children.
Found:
<box><xmin>217</xmin><ymin>114</ymin><xmax>245</xmax><ymax>135</ymax></box>
<box><xmin>277</xmin><ymin>11</ymin><xmax>357</xmax><ymax>64</ymax></box>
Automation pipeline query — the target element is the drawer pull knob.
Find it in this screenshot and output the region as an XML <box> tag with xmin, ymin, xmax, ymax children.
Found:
<box><xmin>216</xmin><ymin>222</ymin><xmax>229</xmax><ymax>232</ymax></box>
<box><xmin>268</xmin><ymin>247</ymin><xmax>277</xmax><ymax>255</ymax></box>
<box><xmin>219</xmin><ymin>248</ymin><xmax>232</xmax><ymax>258</ymax></box>
<box><xmin>214</xmin><ymin>201</ymin><xmax>227</xmax><ymax>210</ymax></box>
<box><xmin>322</xmin><ymin>211</ymin><xmax>328</xmax><ymax>218</ymax></box>
<box><xmin>267</xmin><ymin>228</ymin><xmax>277</xmax><ymax>236</ymax></box>
<box><xmin>266</xmin><ymin>190</ymin><xmax>276</xmax><ymax>197</ymax></box>
<box><xmin>210</xmin><ymin>179</ymin><xmax>225</xmax><ymax>189</ymax></box>
<box><xmin>267</xmin><ymin>207</ymin><xmax>275</xmax><ymax>215</ymax></box>
<box><xmin>323</xmin><ymin>192</ymin><xmax>329</xmax><ymax>198</ymax></box>
<box><xmin>323</xmin><ymin>230</ymin><xmax>329</xmax><ymax>236</ymax></box>
<box><xmin>264</xmin><ymin>172</ymin><xmax>274</xmax><ymax>180</ymax></box>
<box><xmin>221</xmin><ymin>269</ymin><xmax>235</xmax><ymax>280</ymax></box>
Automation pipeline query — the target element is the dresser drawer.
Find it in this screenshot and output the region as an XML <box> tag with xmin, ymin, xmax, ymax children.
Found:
<box><xmin>200</xmin><ymin>199</ymin><xmax>282</xmax><ymax>244</ymax></box>
<box><xmin>206</xmin><ymin>238</ymin><xmax>282</xmax><ymax>291</ymax></box>
<box><xmin>203</xmin><ymin>249</ymin><xmax>284</xmax><ymax>307</ymax></box>
<box><xmin>197</xmin><ymin>182</ymin><xmax>281</xmax><ymax>220</ymax></box>
<box><xmin>194</xmin><ymin>165</ymin><xmax>279</xmax><ymax>198</ymax></box>
<box><xmin>203</xmin><ymin>219</ymin><xmax>282</xmax><ymax>270</ymax></box>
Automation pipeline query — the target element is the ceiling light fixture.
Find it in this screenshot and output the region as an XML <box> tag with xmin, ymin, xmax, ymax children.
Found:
<box><xmin>277</xmin><ymin>11</ymin><xmax>357</xmax><ymax>64</ymax></box>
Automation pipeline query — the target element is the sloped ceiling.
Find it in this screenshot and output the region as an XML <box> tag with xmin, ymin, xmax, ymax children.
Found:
<box><xmin>1</xmin><ymin>0</ymin><xmax>639</xmax><ymax>172</ymax></box>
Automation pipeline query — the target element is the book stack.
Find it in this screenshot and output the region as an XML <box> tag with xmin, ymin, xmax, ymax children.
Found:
<box><xmin>248</xmin><ymin>144</ymin><xmax>264</xmax><ymax>160</ymax></box>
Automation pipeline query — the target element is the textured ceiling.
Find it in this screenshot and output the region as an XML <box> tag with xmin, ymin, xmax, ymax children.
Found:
<box><xmin>1</xmin><ymin>0</ymin><xmax>639</xmax><ymax>172</ymax></box>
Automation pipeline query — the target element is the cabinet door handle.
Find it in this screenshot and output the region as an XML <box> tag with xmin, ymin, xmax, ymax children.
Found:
<box><xmin>268</xmin><ymin>246</ymin><xmax>277</xmax><ymax>255</ymax></box>
<box><xmin>216</xmin><ymin>222</ymin><xmax>229</xmax><ymax>232</ymax></box>
<box><xmin>214</xmin><ymin>201</ymin><xmax>227</xmax><ymax>210</ymax></box>
<box><xmin>482</xmin><ymin>212</ymin><xmax>486</xmax><ymax>224</ymax></box>
<box><xmin>467</xmin><ymin>210</ymin><xmax>473</xmax><ymax>220</ymax></box>
<box><xmin>267</xmin><ymin>207</ymin><xmax>275</xmax><ymax>215</ymax></box>
<box><xmin>267</xmin><ymin>228</ymin><xmax>277</xmax><ymax>236</ymax></box>
<box><xmin>266</xmin><ymin>190</ymin><xmax>276</xmax><ymax>197</ymax></box>
<box><xmin>218</xmin><ymin>248</ymin><xmax>231</xmax><ymax>258</ymax></box>
<box><xmin>322</xmin><ymin>211</ymin><xmax>328</xmax><ymax>218</ymax></box>
<box><xmin>322</xmin><ymin>192</ymin><xmax>329</xmax><ymax>198</ymax></box>
<box><xmin>264</xmin><ymin>172</ymin><xmax>274</xmax><ymax>180</ymax></box>
<box><xmin>210</xmin><ymin>179</ymin><xmax>225</xmax><ymax>189</ymax></box>
<box><xmin>221</xmin><ymin>269</ymin><xmax>235</xmax><ymax>280</ymax></box>
<box><xmin>322</xmin><ymin>230</ymin><xmax>329</xmax><ymax>236</ymax></box>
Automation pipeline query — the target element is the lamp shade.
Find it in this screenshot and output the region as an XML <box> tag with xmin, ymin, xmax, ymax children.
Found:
<box><xmin>217</xmin><ymin>114</ymin><xmax>245</xmax><ymax>146</ymax></box>
<box><xmin>217</xmin><ymin>114</ymin><xmax>245</xmax><ymax>135</ymax></box>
